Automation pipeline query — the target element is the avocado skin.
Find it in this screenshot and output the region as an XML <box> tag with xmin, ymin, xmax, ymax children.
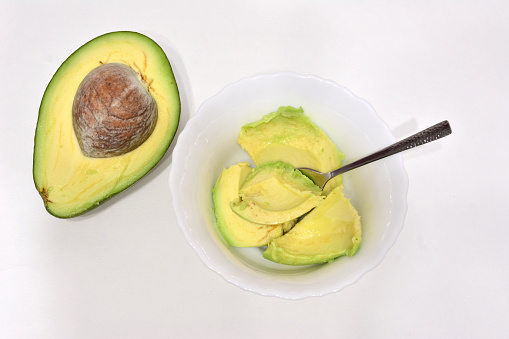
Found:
<box><xmin>33</xmin><ymin>31</ymin><xmax>180</xmax><ymax>218</ymax></box>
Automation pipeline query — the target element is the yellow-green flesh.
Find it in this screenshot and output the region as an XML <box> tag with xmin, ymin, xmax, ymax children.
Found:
<box><xmin>238</xmin><ymin>106</ymin><xmax>344</xmax><ymax>195</ymax></box>
<box><xmin>212</xmin><ymin>163</ymin><xmax>294</xmax><ymax>247</ymax></box>
<box><xmin>231</xmin><ymin>161</ymin><xmax>324</xmax><ymax>224</ymax></box>
<box><xmin>263</xmin><ymin>186</ymin><xmax>362</xmax><ymax>265</ymax></box>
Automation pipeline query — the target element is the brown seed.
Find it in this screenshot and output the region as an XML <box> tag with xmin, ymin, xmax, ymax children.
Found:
<box><xmin>72</xmin><ymin>63</ymin><xmax>158</xmax><ymax>158</ymax></box>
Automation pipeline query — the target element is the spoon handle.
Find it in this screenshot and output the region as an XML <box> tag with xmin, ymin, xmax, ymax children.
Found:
<box><xmin>331</xmin><ymin>120</ymin><xmax>452</xmax><ymax>178</ymax></box>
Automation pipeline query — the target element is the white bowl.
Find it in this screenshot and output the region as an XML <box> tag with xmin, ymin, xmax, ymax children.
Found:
<box><xmin>169</xmin><ymin>72</ymin><xmax>408</xmax><ymax>299</ymax></box>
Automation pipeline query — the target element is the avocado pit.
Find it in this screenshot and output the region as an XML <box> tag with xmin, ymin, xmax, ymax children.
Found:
<box><xmin>72</xmin><ymin>62</ymin><xmax>157</xmax><ymax>158</ymax></box>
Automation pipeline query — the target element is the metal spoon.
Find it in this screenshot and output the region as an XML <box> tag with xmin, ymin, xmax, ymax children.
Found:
<box><xmin>298</xmin><ymin>120</ymin><xmax>452</xmax><ymax>189</ymax></box>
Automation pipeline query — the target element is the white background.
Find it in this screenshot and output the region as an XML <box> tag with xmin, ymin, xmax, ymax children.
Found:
<box><xmin>1</xmin><ymin>1</ymin><xmax>508</xmax><ymax>338</ymax></box>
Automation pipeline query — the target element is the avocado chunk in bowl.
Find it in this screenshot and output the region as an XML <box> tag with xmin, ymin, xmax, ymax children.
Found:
<box><xmin>212</xmin><ymin>162</ymin><xmax>295</xmax><ymax>247</ymax></box>
<box><xmin>231</xmin><ymin>161</ymin><xmax>324</xmax><ymax>225</ymax></box>
<box><xmin>263</xmin><ymin>186</ymin><xmax>362</xmax><ymax>265</ymax></box>
<box><xmin>238</xmin><ymin>106</ymin><xmax>344</xmax><ymax>195</ymax></box>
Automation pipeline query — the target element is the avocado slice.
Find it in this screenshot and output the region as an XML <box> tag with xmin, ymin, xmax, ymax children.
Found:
<box><xmin>212</xmin><ymin>162</ymin><xmax>295</xmax><ymax>247</ymax></box>
<box><xmin>238</xmin><ymin>106</ymin><xmax>344</xmax><ymax>195</ymax></box>
<box><xmin>33</xmin><ymin>31</ymin><xmax>180</xmax><ymax>218</ymax></box>
<box><xmin>263</xmin><ymin>186</ymin><xmax>362</xmax><ymax>265</ymax></box>
<box><xmin>230</xmin><ymin>161</ymin><xmax>324</xmax><ymax>225</ymax></box>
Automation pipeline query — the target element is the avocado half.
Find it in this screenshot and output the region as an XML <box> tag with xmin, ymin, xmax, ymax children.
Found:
<box><xmin>33</xmin><ymin>31</ymin><xmax>180</xmax><ymax>218</ymax></box>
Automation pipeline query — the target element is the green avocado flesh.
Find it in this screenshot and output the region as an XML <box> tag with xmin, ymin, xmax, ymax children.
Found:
<box><xmin>238</xmin><ymin>106</ymin><xmax>344</xmax><ymax>195</ymax></box>
<box><xmin>263</xmin><ymin>186</ymin><xmax>362</xmax><ymax>265</ymax></box>
<box><xmin>33</xmin><ymin>31</ymin><xmax>180</xmax><ymax>218</ymax></box>
<box><xmin>212</xmin><ymin>163</ymin><xmax>296</xmax><ymax>247</ymax></box>
<box><xmin>212</xmin><ymin>106</ymin><xmax>362</xmax><ymax>265</ymax></box>
<box><xmin>230</xmin><ymin>161</ymin><xmax>324</xmax><ymax>224</ymax></box>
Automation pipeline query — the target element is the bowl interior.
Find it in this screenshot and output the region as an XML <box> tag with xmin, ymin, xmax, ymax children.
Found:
<box><xmin>169</xmin><ymin>73</ymin><xmax>408</xmax><ymax>299</ymax></box>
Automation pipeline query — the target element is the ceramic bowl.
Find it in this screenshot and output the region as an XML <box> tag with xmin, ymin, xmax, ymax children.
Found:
<box><xmin>169</xmin><ymin>72</ymin><xmax>408</xmax><ymax>299</ymax></box>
